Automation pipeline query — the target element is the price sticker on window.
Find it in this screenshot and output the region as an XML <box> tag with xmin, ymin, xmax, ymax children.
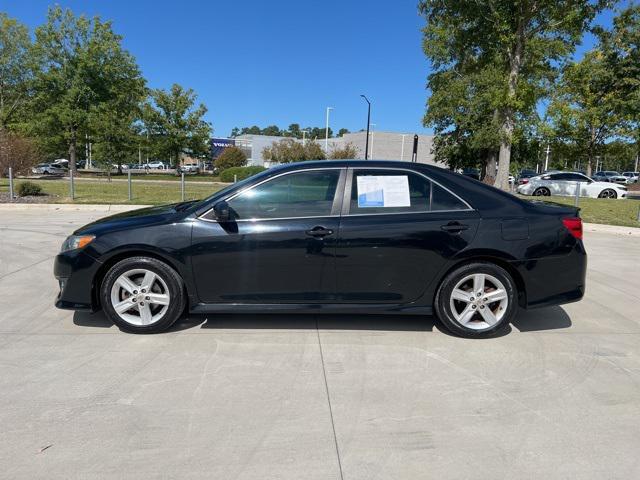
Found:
<box><xmin>357</xmin><ymin>175</ymin><xmax>410</xmax><ymax>208</ymax></box>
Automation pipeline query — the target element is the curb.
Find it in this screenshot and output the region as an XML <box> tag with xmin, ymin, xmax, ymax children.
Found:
<box><xmin>0</xmin><ymin>203</ymin><xmax>150</xmax><ymax>213</ymax></box>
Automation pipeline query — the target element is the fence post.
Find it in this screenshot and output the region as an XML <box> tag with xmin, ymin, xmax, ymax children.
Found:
<box><xmin>70</xmin><ymin>169</ymin><xmax>75</xmax><ymax>200</ymax></box>
<box><xmin>8</xmin><ymin>167</ymin><xmax>14</xmax><ymax>202</ymax></box>
<box><xmin>128</xmin><ymin>170</ymin><xmax>132</xmax><ymax>201</ymax></box>
<box><xmin>574</xmin><ymin>181</ymin><xmax>580</xmax><ymax>208</ymax></box>
<box><xmin>234</xmin><ymin>174</ymin><xmax>237</xmax><ymax>184</ymax></box>
<box><xmin>181</xmin><ymin>172</ymin><xmax>185</xmax><ymax>202</ymax></box>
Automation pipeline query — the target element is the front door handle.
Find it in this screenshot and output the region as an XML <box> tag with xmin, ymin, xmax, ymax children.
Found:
<box><xmin>440</xmin><ymin>222</ymin><xmax>469</xmax><ymax>233</ymax></box>
<box><xmin>306</xmin><ymin>226</ymin><xmax>334</xmax><ymax>237</ymax></box>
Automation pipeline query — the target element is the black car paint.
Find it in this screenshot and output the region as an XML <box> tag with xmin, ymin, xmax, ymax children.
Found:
<box><xmin>54</xmin><ymin>160</ymin><xmax>586</xmax><ymax>316</ymax></box>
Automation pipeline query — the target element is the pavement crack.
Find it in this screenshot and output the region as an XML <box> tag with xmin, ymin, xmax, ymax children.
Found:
<box><xmin>315</xmin><ymin>317</ymin><xmax>345</xmax><ymax>480</ymax></box>
<box><xmin>0</xmin><ymin>255</ymin><xmax>56</xmax><ymax>280</ymax></box>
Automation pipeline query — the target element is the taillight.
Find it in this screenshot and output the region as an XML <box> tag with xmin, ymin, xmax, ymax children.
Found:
<box><xmin>562</xmin><ymin>217</ymin><xmax>583</xmax><ymax>240</ymax></box>
<box><xmin>520</xmin><ymin>179</ymin><xmax>529</xmax><ymax>184</ymax></box>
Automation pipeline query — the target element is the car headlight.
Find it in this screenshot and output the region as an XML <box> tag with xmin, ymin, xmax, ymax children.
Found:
<box><xmin>60</xmin><ymin>234</ymin><xmax>95</xmax><ymax>253</ymax></box>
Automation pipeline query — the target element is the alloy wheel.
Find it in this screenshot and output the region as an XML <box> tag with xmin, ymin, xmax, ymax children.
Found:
<box><xmin>110</xmin><ymin>268</ymin><xmax>171</xmax><ymax>326</ymax></box>
<box><xmin>449</xmin><ymin>273</ymin><xmax>509</xmax><ymax>331</ymax></box>
<box><xmin>598</xmin><ymin>189</ymin><xmax>616</xmax><ymax>199</ymax></box>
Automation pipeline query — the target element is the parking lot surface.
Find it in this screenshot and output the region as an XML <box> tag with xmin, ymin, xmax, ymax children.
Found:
<box><xmin>1</xmin><ymin>208</ymin><xmax>639</xmax><ymax>479</ymax></box>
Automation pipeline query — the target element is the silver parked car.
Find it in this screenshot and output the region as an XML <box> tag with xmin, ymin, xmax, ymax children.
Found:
<box><xmin>31</xmin><ymin>163</ymin><xmax>67</xmax><ymax>175</ymax></box>
<box><xmin>622</xmin><ymin>172</ymin><xmax>639</xmax><ymax>184</ymax></box>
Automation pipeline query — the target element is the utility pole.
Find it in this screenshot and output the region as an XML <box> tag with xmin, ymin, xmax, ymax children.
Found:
<box><xmin>360</xmin><ymin>95</ymin><xmax>371</xmax><ymax>160</ymax></box>
<box><xmin>544</xmin><ymin>142</ymin><xmax>550</xmax><ymax>172</ymax></box>
<box><xmin>325</xmin><ymin>107</ymin><xmax>334</xmax><ymax>152</ymax></box>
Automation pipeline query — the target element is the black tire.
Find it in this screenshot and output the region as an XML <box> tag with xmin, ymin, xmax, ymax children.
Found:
<box><xmin>598</xmin><ymin>188</ymin><xmax>617</xmax><ymax>199</ymax></box>
<box><xmin>533</xmin><ymin>187</ymin><xmax>550</xmax><ymax>196</ymax></box>
<box><xmin>434</xmin><ymin>262</ymin><xmax>518</xmax><ymax>338</ymax></box>
<box><xmin>100</xmin><ymin>256</ymin><xmax>186</xmax><ymax>333</ymax></box>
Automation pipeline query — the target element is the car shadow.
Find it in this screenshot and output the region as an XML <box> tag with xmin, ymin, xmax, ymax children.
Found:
<box><xmin>73</xmin><ymin>305</ymin><xmax>572</xmax><ymax>335</ymax></box>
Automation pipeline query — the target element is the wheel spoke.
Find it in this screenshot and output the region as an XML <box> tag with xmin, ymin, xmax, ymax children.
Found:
<box><xmin>479</xmin><ymin>306</ymin><xmax>498</xmax><ymax>326</ymax></box>
<box><xmin>457</xmin><ymin>304</ymin><xmax>476</xmax><ymax>325</ymax></box>
<box><xmin>147</xmin><ymin>293</ymin><xmax>170</xmax><ymax>306</ymax></box>
<box><xmin>473</xmin><ymin>274</ymin><xmax>485</xmax><ymax>295</ymax></box>
<box><xmin>451</xmin><ymin>288</ymin><xmax>472</xmax><ymax>302</ymax></box>
<box><xmin>116</xmin><ymin>276</ymin><xmax>138</xmax><ymax>294</ymax></box>
<box><xmin>141</xmin><ymin>271</ymin><xmax>157</xmax><ymax>291</ymax></box>
<box><xmin>138</xmin><ymin>303</ymin><xmax>153</xmax><ymax>325</ymax></box>
<box><xmin>114</xmin><ymin>298</ymin><xmax>135</xmax><ymax>314</ymax></box>
<box><xmin>484</xmin><ymin>289</ymin><xmax>507</xmax><ymax>303</ymax></box>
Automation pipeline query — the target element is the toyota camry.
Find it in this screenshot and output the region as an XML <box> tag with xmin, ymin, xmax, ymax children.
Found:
<box><xmin>54</xmin><ymin>160</ymin><xmax>586</xmax><ymax>337</ymax></box>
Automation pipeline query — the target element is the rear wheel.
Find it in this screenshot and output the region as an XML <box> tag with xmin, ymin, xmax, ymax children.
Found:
<box><xmin>434</xmin><ymin>262</ymin><xmax>518</xmax><ymax>337</ymax></box>
<box><xmin>533</xmin><ymin>187</ymin><xmax>550</xmax><ymax>196</ymax></box>
<box><xmin>598</xmin><ymin>188</ymin><xmax>617</xmax><ymax>199</ymax></box>
<box><xmin>100</xmin><ymin>256</ymin><xmax>186</xmax><ymax>333</ymax></box>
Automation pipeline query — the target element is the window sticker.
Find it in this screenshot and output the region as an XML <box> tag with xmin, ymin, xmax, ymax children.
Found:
<box><xmin>357</xmin><ymin>175</ymin><xmax>410</xmax><ymax>208</ymax></box>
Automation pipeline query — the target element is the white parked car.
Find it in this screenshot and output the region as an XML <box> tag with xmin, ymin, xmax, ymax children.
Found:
<box><xmin>146</xmin><ymin>161</ymin><xmax>167</xmax><ymax>169</ymax></box>
<box><xmin>622</xmin><ymin>172</ymin><xmax>639</xmax><ymax>183</ymax></box>
<box><xmin>517</xmin><ymin>172</ymin><xmax>627</xmax><ymax>199</ymax></box>
<box><xmin>31</xmin><ymin>163</ymin><xmax>67</xmax><ymax>175</ymax></box>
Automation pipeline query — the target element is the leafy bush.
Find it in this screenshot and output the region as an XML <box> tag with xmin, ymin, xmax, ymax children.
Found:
<box><xmin>215</xmin><ymin>146</ymin><xmax>247</xmax><ymax>171</ymax></box>
<box><xmin>262</xmin><ymin>138</ymin><xmax>327</xmax><ymax>163</ymax></box>
<box><xmin>220</xmin><ymin>166</ymin><xmax>266</xmax><ymax>183</ymax></box>
<box><xmin>17</xmin><ymin>181</ymin><xmax>43</xmax><ymax>196</ymax></box>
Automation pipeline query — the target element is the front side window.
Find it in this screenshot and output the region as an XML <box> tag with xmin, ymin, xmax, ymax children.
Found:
<box><xmin>348</xmin><ymin>169</ymin><xmax>468</xmax><ymax>215</ymax></box>
<box><xmin>227</xmin><ymin>170</ymin><xmax>340</xmax><ymax>220</ymax></box>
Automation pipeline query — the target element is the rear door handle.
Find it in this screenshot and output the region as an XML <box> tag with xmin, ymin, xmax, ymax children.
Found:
<box><xmin>306</xmin><ymin>226</ymin><xmax>334</xmax><ymax>237</ymax></box>
<box><xmin>440</xmin><ymin>222</ymin><xmax>469</xmax><ymax>233</ymax></box>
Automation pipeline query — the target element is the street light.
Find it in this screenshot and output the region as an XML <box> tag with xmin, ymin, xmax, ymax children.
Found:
<box><xmin>369</xmin><ymin>123</ymin><xmax>376</xmax><ymax>158</ymax></box>
<box><xmin>325</xmin><ymin>107</ymin><xmax>334</xmax><ymax>152</ymax></box>
<box><xmin>301</xmin><ymin>128</ymin><xmax>310</xmax><ymax>146</ymax></box>
<box><xmin>360</xmin><ymin>95</ymin><xmax>371</xmax><ymax>159</ymax></box>
<box><xmin>400</xmin><ymin>134</ymin><xmax>406</xmax><ymax>161</ymax></box>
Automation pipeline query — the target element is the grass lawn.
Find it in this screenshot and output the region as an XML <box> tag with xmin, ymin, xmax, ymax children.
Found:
<box><xmin>519</xmin><ymin>195</ymin><xmax>640</xmax><ymax>227</ymax></box>
<box><xmin>1</xmin><ymin>177</ymin><xmax>224</xmax><ymax>205</ymax></box>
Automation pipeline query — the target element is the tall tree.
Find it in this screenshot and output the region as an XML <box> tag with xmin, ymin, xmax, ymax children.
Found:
<box><xmin>0</xmin><ymin>13</ymin><xmax>33</xmax><ymax>131</ymax></box>
<box><xmin>30</xmin><ymin>7</ymin><xmax>143</xmax><ymax>171</ymax></box>
<box><xmin>419</xmin><ymin>0</ymin><xmax>605</xmax><ymax>189</ymax></box>
<box><xmin>143</xmin><ymin>84</ymin><xmax>211</xmax><ymax>166</ymax></box>
<box><xmin>548</xmin><ymin>39</ymin><xmax>627</xmax><ymax>175</ymax></box>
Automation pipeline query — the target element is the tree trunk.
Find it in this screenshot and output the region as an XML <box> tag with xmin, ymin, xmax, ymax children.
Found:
<box><xmin>68</xmin><ymin>127</ymin><xmax>77</xmax><ymax>172</ymax></box>
<box><xmin>484</xmin><ymin>150</ymin><xmax>497</xmax><ymax>185</ymax></box>
<box><xmin>496</xmin><ymin>20</ymin><xmax>524</xmax><ymax>191</ymax></box>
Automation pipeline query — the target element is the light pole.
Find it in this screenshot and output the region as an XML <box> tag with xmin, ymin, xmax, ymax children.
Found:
<box><xmin>325</xmin><ymin>107</ymin><xmax>334</xmax><ymax>152</ymax></box>
<box><xmin>302</xmin><ymin>129</ymin><xmax>309</xmax><ymax>146</ymax></box>
<box><xmin>360</xmin><ymin>95</ymin><xmax>371</xmax><ymax>159</ymax></box>
<box><xmin>400</xmin><ymin>134</ymin><xmax>406</xmax><ymax>161</ymax></box>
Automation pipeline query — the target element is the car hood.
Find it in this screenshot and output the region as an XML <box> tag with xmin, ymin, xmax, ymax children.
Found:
<box><xmin>592</xmin><ymin>181</ymin><xmax>625</xmax><ymax>188</ymax></box>
<box><xmin>74</xmin><ymin>201</ymin><xmax>196</xmax><ymax>236</ymax></box>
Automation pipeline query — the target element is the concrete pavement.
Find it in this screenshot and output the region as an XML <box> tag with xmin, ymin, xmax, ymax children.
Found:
<box><xmin>1</xmin><ymin>209</ymin><xmax>639</xmax><ymax>479</ymax></box>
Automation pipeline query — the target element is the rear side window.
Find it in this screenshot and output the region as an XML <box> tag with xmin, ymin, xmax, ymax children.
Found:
<box><xmin>349</xmin><ymin>169</ymin><xmax>468</xmax><ymax>214</ymax></box>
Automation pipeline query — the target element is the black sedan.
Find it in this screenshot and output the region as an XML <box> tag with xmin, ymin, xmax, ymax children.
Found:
<box><xmin>54</xmin><ymin>160</ymin><xmax>586</xmax><ymax>337</ymax></box>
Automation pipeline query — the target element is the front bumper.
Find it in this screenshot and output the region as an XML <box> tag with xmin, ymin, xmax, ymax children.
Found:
<box><xmin>54</xmin><ymin>249</ymin><xmax>102</xmax><ymax>310</ymax></box>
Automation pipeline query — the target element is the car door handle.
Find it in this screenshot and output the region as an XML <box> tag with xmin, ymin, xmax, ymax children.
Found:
<box><xmin>440</xmin><ymin>222</ymin><xmax>469</xmax><ymax>233</ymax></box>
<box><xmin>306</xmin><ymin>226</ymin><xmax>334</xmax><ymax>237</ymax></box>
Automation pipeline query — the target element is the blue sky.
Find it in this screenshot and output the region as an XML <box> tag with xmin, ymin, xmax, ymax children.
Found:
<box><xmin>4</xmin><ymin>1</ymin><xmax>620</xmax><ymax>138</ymax></box>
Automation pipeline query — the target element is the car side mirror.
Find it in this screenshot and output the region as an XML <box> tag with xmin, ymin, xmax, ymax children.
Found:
<box><xmin>213</xmin><ymin>200</ymin><xmax>231</xmax><ymax>222</ymax></box>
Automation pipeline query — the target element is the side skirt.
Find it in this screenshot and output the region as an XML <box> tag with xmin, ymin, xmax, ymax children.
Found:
<box><xmin>190</xmin><ymin>303</ymin><xmax>433</xmax><ymax>316</ymax></box>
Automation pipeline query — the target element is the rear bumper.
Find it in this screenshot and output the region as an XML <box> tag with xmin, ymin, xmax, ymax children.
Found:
<box><xmin>54</xmin><ymin>250</ymin><xmax>102</xmax><ymax>310</ymax></box>
<box><xmin>511</xmin><ymin>243</ymin><xmax>587</xmax><ymax>309</ymax></box>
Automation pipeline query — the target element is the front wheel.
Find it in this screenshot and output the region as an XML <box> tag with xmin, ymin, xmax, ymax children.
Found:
<box><xmin>533</xmin><ymin>187</ymin><xmax>550</xmax><ymax>196</ymax></box>
<box><xmin>434</xmin><ymin>262</ymin><xmax>518</xmax><ymax>337</ymax></box>
<box><xmin>100</xmin><ymin>256</ymin><xmax>186</xmax><ymax>333</ymax></box>
<box><xmin>598</xmin><ymin>188</ymin><xmax>617</xmax><ymax>199</ymax></box>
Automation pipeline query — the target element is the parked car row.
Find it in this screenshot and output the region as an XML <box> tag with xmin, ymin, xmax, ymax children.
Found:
<box><xmin>517</xmin><ymin>171</ymin><xmax>628</xmax><ymax>199</ymax></box>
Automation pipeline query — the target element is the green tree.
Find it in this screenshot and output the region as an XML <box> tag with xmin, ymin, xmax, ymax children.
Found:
<box><xmin>0</xmin><ymin>13</ymin><xmax>33</xmax><ymax>132</ymax></box>
<box><xmin>329</xmin><ymin>142</ymin><xmax>358</xmax><ymax>159</ymax></box>
<box><xmin>548</xmin><ymin>51</ymin><xmax>624</xmax><ymax>176</ymax></box>
<box><xmin>30</xmin><ymin>7</ymin><xmax>143</xmax><ymax>171</ymax></box>
<box><xmin>419</xmin><ymin>0</ymin><xmax>605</xmax><ymax>189</ymax></box>
<box><xmin>214</xmin><ymin>146</ymin><xmax>247</xmax><ymax>171</ymax></box>
<box><xmin>143</xmin><ymin>83</ymin><xmax>211</xmax><ymax>166</ymax></box>
<box><xmin>262</xmin><ymin>138</ymin><xmax>327</xmax><ymax>163</ymax></box>
<box><xmin>337</xmin><ymin>128</ymin><xmax>350</xmax><ymax>137</ymax></box>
